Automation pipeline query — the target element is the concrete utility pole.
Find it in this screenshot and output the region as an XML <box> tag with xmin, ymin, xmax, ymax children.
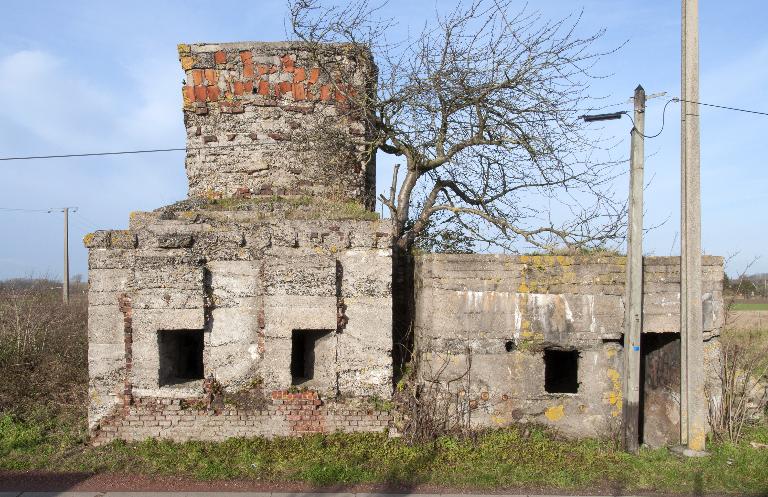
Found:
<box><xmin>680</xmin><ymin>0</ymin><xmax>706</xmax><ymax>453</ymax></box>
<box><xmin>63</xmin><ymin>207</ymin><xmax>70</xmax><ymax>305</ymax></box>
<box><xmin>623</xmin><ymin>85</ymin><xmax>645</xmax><ymax>453</ymax></box>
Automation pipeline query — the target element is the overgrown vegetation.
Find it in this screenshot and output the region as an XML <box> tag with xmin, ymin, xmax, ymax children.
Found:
<box><xmin>712</xmin><ymin>290</ymin><xmax>768</xmax><ymax>443</ymax></box>
<box><xmin>0</xmin><ymin>279</ymin><xmax>88</xmax><ymax>417</ymax></box>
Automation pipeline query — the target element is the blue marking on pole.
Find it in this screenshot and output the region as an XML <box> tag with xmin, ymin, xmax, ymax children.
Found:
<box><xmin>633</xmin><ymin>346</ymin><xmax>640</xmax><ymax>351</ymax></box>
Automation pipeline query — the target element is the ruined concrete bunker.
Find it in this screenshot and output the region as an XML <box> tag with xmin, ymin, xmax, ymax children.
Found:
<box><xmin>85</xmin><ymin>40</ymin><xmax>724</xmax><ymax>446</ymax></box>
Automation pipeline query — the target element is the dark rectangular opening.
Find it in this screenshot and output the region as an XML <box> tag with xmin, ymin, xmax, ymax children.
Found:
<box><xmin>291</xmin><ymin>329</ymin><xmax>332</xmax><ymax>385</ymax></box>
<box><xmin>544</xmin><ymin>348</ymin><xmax>579</xmax><ymax>393</ymax></box>
<box><xmin>158</xmin><ymin>329</ymin><xmax>204</xmax><ymax>386</ymax></box>
<box><xmin>640</xmin><ymin>332</ymin><xmax>681</xmax><ymax>447</ymax></box>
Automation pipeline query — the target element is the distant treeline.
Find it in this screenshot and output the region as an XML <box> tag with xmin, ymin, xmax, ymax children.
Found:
<box><xmin>725</xmin><ymin>273</ymin><xmax>768</xmax><ymax>298</ymax></box>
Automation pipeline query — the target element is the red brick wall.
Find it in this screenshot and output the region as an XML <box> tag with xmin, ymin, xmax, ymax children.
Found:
<box><xmin>178</xmin><ymin>41</ymin><xmax>376</xmax><ymax>205</ymax></box>
<box><xmin>92</xmin><ymin>390</ymin><xmax>393</xmax><ymax>445</ymax></box>
<box><xmin>181</xmin><ymin>50</ymin><xmax>353</xmax><ymax>109</ymax></box>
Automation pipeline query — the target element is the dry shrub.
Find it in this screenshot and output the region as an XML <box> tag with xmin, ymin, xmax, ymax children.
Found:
<box><xmin>709</xmin><ymin>296</ymin><xmax>768</xmax><ymax>442</ymax></box>
<box><xmin>0</xmin><ymin>279</ymin><xmax>88</xmax><ymax>417</ymax></box>
<box><xmin>396</xmin><ymin>347</ymin><xmax>474</xmax><ymax>443</ymax></box>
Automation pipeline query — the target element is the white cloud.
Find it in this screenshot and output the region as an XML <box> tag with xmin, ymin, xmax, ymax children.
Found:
<box><xmin>0</xmin><ymin>50</ymin><xmax>115</xmax><ymax>150</ymax></box>
<box><xmin>0</xmin><ymin>49</ymin><xmax>185</xmax><ymax>154</ymax></box>
<box><xmin>114</xmin><ymin>56</ymin><xmax>186</xmax><ymax>147</ymax></box>
<box><xmin>0</xmin><ymin>48</ymin><xmax>188</xmax><ymax>279</ymax></box>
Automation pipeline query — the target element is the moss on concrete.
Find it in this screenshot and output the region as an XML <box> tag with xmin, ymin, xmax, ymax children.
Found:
<box><xmin>162</xmin><ymin>195</ymin><xmax>379</xmax><ymax>221</ymax></box>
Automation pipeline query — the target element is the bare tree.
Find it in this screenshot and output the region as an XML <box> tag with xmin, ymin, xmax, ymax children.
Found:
<box><xmin>289</xmin><ymin>0</ymin><xmax>624</xmax><ymax>255</ymax></box>
<box><xmin>289</xmin><ymin>0</ymin><xmax>625</xmax><ymax>368</ymax></box>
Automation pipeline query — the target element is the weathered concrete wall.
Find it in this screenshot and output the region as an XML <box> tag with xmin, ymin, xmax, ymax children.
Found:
<box><xmin>86</xmin><ymin>200</ymin><xmax>392</xmax><ymax>439</ymax></box>
<box><xmin>413</xmin><ymin>254</ymin><xmax>724</xmax><ymax>440</ymax></box>
<box><xmin>179</xmin><ymin>41</ymin><xmax>376</xmax><ymax>206</ymax></box>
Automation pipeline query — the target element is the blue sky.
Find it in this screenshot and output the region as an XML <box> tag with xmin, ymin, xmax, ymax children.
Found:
<box><xmin>0</xmin><ymin>0</ymin><xmax>766</xmax><ymax>280</ymax></box>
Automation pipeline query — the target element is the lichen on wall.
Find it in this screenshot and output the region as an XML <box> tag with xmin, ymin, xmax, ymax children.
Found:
<box><xmin>413</xmin><ymin>253</ymin><xmax>724</xmax><ymax>441</ymax></box>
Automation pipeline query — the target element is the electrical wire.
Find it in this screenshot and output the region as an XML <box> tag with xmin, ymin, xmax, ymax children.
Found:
<box><xmin>675</xmin><ymin>98</ymin><xmax>768</xmax><ymax>117</ymax></box>
<box><xmin>0</xmin><ymin>207</ymin><xmax>53</xmax><ymax>213</ymax></box>
<box><xmin>73</xmin><ymin>211</ymin><xmax>101</xmax><ymax>230</ymax></box>
<box><xmin>0</xmin><ymin>98</ymin><xmax>766</xmax><ymax>162</ymax></box>
<box><xmin>623</xmin><ymin>98</ymin><xmax>676</xmax><ymax>139</ymax></box>
<box><xmin>0</xmin><ymin>142</ymin><xmax>291</xmax><ymax>162</ymax></box>
<box><xmin>0</xmin><ymin>147</ymin><xmax>186</xmax><ymax>161</ymax></box>
<box><xmin>0</xmin><ymin>207</ymin><xmax>77</xmax><ymax>213</ymax></box>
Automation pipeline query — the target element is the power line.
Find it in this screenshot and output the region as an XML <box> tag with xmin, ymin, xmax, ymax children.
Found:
<box><xmin>0</xmin><ymin>143</ymin><xmax>286</xmax><ymax>162</ymax></box>
<box><xmin>0</xmin><ymin>98</ymin><xmax>766</xmax><ymax>163</ymax></box>
<box><xmin>73</xmin><ymin>211</ymin><xmax>101</xmax><ymax>230</ymax></box>
<box><xmin>0</xmin><ymin>147</ymin><xmax>185</xmax><ymax>161</ymax></box>
<box><xmin>674</xmin><ymin>98</ymin><xmax>768</xmax><ymax>117</ymax></box>
<box><xmin>0</xmin><ymin>207</ymin><xmax>53</xmax><ymax>213</ymax></box>
<box><xmin>0</xmin><ymin>206</ymin><xmax>78</xmax><ymax>213</ymax></box>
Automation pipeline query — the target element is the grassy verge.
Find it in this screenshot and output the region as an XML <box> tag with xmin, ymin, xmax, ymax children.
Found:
<box><xmin>2</xmin><ymin>410</ymin><xmax>768</xmax><ymax>494</ymax></box>
<box><xmin>732</xmin><ymin>303</ymin><xmax>768</xmax><ymax>311</ymax></box>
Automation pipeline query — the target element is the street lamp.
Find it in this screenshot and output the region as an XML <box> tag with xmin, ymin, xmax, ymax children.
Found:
<box><xmin>579</xmin><ymin>111</ymin><xmax>626</xmax><ymax>122</ymax></box>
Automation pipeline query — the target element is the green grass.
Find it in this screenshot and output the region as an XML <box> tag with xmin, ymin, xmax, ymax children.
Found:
<box><xmin>2</xmin><ymin>410</ymin><xmax>768</xmax><ymax>494</ymax></box>
<box><xmin>732</xmin><ymin>303</ymin><xmax>768</xmax><ymax>311</ymax></box>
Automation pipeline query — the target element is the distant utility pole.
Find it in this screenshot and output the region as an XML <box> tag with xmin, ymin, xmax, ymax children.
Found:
<box><xmin>57</xmin><ymin>206</ymin><xmax>78</xmax><ymax>305</ymax></box>
<box><xmin>623</xmin><ymin>85</ymin><xmax>646</xmax><ymax>453</ymax></box>
<box><xmin>63</xmin><ymin>207</ymin><xmax>70</xmax><ymax>305</ymax></box>
<box><xmin>680</xmin><ymin>0</ymin><xmax>707</xmax><ymax>453</ymax></box>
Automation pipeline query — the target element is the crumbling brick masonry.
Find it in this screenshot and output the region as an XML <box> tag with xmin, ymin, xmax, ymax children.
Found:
<box><xmin>179</xmin><ymin>41</ymin><xmax>376</xmax><ymax>207</ymax></box>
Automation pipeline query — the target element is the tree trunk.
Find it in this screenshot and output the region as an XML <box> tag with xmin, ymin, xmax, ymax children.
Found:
<box><xmin>391</xmin><ymin>241</ymin><xmax>415</xmax><ymax>385</ymax></box>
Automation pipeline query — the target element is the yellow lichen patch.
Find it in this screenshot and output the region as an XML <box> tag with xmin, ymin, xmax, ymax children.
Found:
<box><xmin>605</xmin><ymin>347</ymin><xmax>617</xmax><ymax>358</ymax></box>
<box><xmin>605</xmin><ymin>368</ymin><xmax>622</xmax><ymax>417</ymax></box>
<box><xmin>520</xmin><ymin>319</ymin><xmax>532</xmax><ymax>337</ymax></box>
<box><xmin>490</xmin><ymin>414</ymin><xmax>508</xmax><ymax>426</ymax></box>
<box><xmin>180</xmin><ymin>56</ymin><xmax>195</xmax><ymax>70</ymax></box>
<box><xmin>177</xmin><ymin>43</ymin><xmax>191</xmax><ymax>56</ymax></box>
<box><xmin>690</xmin><ymin>428</ymin><xmax>707</xmax><ymax>451</ymax></box>
<box><xmin>556</xmin><ymin>255</ymin><xmax>573</xmax><ymax>266</ymax></box>
<box><xmin>83</xmin><ymin>232</ymin><xmax>95</xmax><ymax>246</ymax></box>
<box><xmin>517</xmin><ymin>279</ymin><xmax>529</xmax><ymax>293</ymax></box>
<box><xmin>545</xmin><ymin>404</ymin><xmax>565</xmax><ymax>421</ymax></box>
<box><xmin>204</xmin><ymin>190</ymin><xmax>223</xmax><ymax>201</ymax></box>
<box><xmin>177</xmin><ymin>211</ymin><xmax>198</xmax><ymax>220</ymax></box>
